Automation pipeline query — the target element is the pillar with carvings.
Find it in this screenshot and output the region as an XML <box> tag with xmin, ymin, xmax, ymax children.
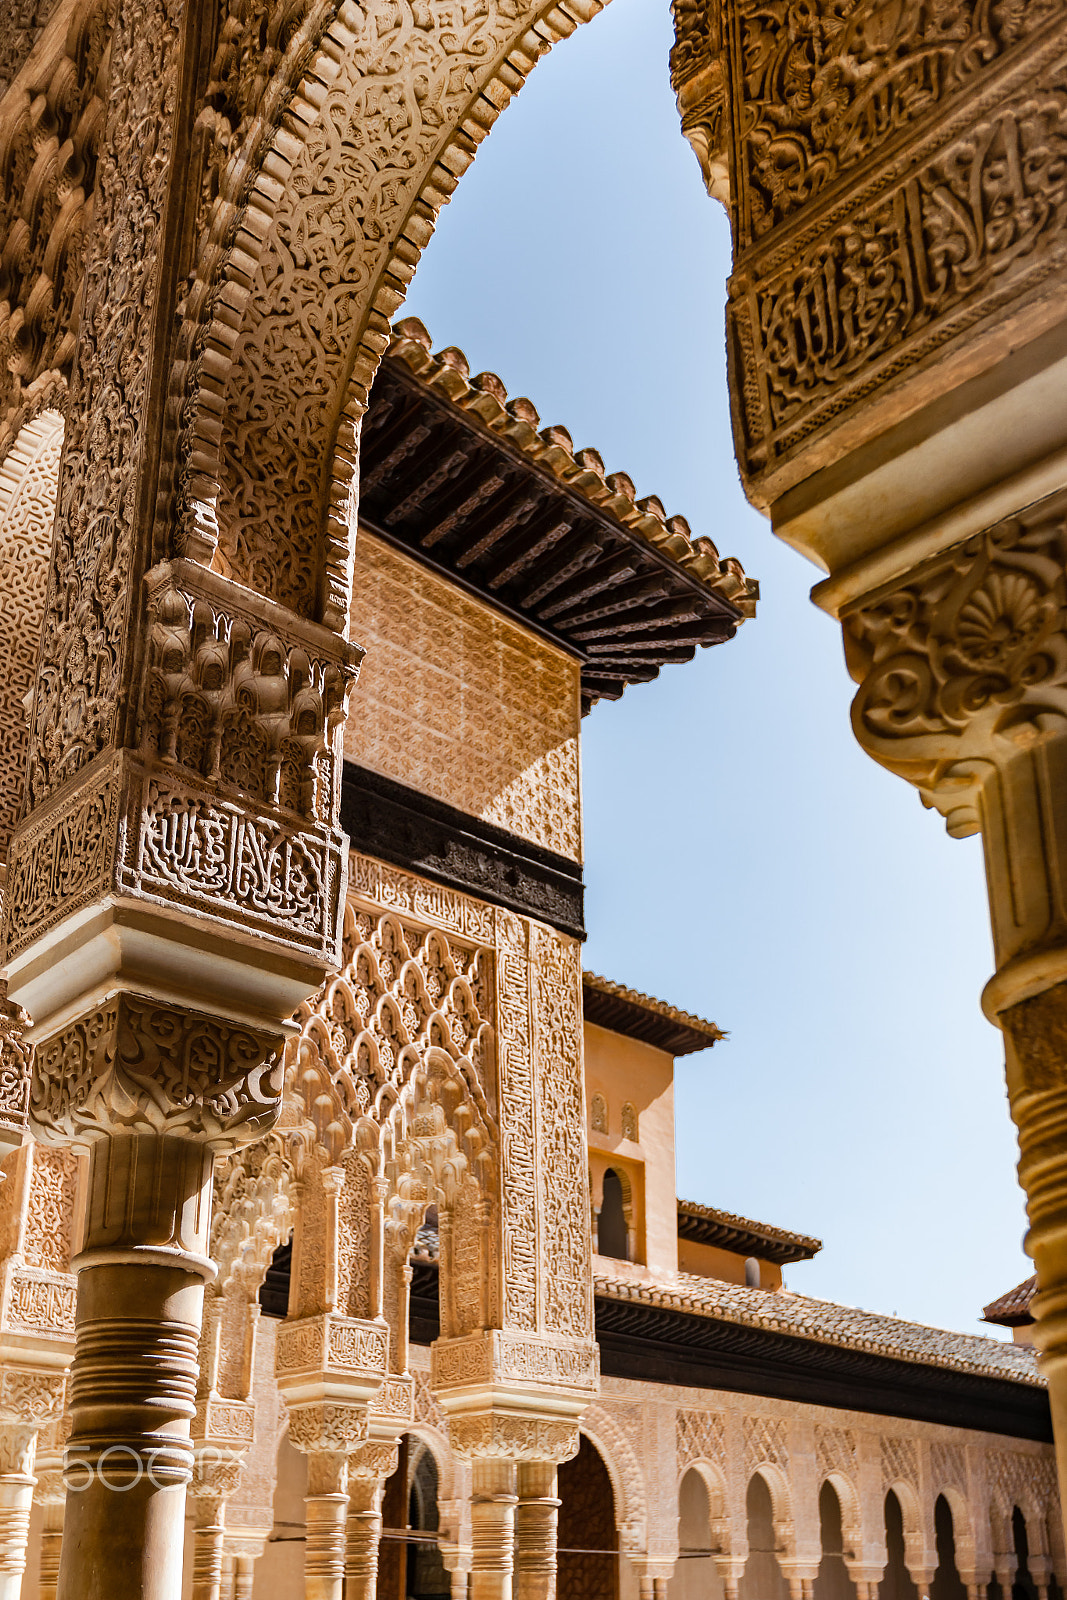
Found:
<box><xmin>440</xmin><ymin>1419</ymin><xmax>581</xmax><ymax>1600</ymax></box>
<box><xmin>669</xmin><ymin>0</ymin><xmax>1067</xmax><ymax>1525</ymax></box>
<box><xmin>0</xmin><ymin>1</ymin><xmax>361</xmax><ymax>1587</ymax></box>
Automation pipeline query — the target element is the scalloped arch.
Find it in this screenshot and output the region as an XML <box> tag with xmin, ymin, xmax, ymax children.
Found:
<box><xmin>174</xmin><ymin>0</ymin><xmax>606</xmax><ymax>625</ymax></box>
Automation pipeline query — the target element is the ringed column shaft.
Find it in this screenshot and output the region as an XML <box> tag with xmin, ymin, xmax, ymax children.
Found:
<box><xmin>345</xmin><ymin>1474</ymin><xmax>384</xmax><ymax>1600</ymax></box>
<box><xmin>514</xmin><ymin>1462</ymin><xmax>559</xmax><ymax>1600</ymax></box>
<box><xmin>58</xmin><ymin>1132</ymin><xmax>215</xmax><ymax>1600</ymax></box>
<box><xmin>305</xmin><ymin>1453</ymin><xmax>348</xmax><ymax>1600</ymax></box>
<box><xmin>0</xmin><ymin>1422</ymin><xmax>38</xmax><ymax>1600</ymax></box>
<box><xmin>470</xmin><ymin>1461</ymin><xmax>518</xmax><ymax>1600</ymax></box>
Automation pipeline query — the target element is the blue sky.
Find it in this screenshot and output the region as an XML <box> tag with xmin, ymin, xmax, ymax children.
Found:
<box><xmin>401</xmin><ymin>0</ymin><xmax>1030</xmax><ymax>1336</ymax></box>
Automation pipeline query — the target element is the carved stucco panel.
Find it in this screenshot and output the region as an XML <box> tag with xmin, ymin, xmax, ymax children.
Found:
<box><xmin>0</xmin><ymin>409</ymin><xmax>63</xmax><ymax>859</ymax></box>
<box><xmin>28</xmin><ymin>0</ymin><xmax>181</xmax><ymax>803</ymax></box>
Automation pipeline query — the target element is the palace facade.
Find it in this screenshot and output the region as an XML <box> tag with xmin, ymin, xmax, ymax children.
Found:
<box><xmin>0</xmin><ymin>317</ymin><xmax>1058</xmax><ymax>1600</ymax></box>
<box><xmin>5</xmin><ymin>5</ymin><xmax>1067</xmax><ymax>1600</ymax></box>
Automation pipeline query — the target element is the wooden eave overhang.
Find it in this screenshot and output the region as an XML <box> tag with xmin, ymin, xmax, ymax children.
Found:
<box><xmin>582</xmin><ymin>972</ymin><xmax>723</xmax><ymax>1055</ymax></box>
<box><xmin>360</xmin><ymin>321</ymin><xmax>759</xmax><ymax>714</ymax></box>
<box><xmin>677</xmin><ymin>1198</ymin><xmax>821</xmax><ymax>1265</ymax></box>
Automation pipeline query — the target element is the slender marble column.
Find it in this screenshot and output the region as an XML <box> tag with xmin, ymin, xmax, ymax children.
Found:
<box><xmin>344</xmin><ymin>1474</ymin><xmax>383</xmax><ymax>1600</ymax></box>
<box><xmin>56</xmin><ymin>1133</ymin><xmax>214</xmax><ymax>1600</ymax></box>
<box><xmin>305</xmin><ymin>1453</ymin><xmax>348</xmax><ymax>1600</ymax></box>
<box><xmin>514</xmin><ymin>1462</ymin><xmax>559</xmax><ymax>1600</ymax></box>
<box><xmin>0</xmin><ymin>1422</ymin><xmax>37</xmax><ymax>1600</ymax></box>
<box><xmin>470</xmin><ymin>1462</ymin><xmax>517</xmax><ymax>1600</ymax></box>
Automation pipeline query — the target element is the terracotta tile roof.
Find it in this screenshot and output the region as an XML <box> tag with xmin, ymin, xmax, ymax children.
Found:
<box><xmin>582</xmin><ymin>972</ymin><xmax>723</xmax><ymax>1055</ymax></box>
<box><xmin>386</xmin><ymin>320</ymin><xmax>758</xmax><ymax>619</ymax></box>
<box><xmin>677</xmin><ymin>1198</ymin><xmax>821</xmax><ymax>1264</ymax></box>
<box><xmin>983</xmin><ymin>1275</ymin><xmax>1036</xmax><ymax>1328</ymax></box>
<box><xmin>593</xmin><ymin>1271</ymin><xmax>1043</xmax><ymax>1387</ymax></box>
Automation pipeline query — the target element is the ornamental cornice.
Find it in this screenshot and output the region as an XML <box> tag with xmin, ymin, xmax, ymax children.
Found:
<box><xmin>675</xmin><ymin>0</ymin><xmax>1067</xmax><ymax>501</ymax></box>
<box><xmin>431</xmin><ymin>1330</ymin><xmax>600</xmax><ymax>1399</ymax></box>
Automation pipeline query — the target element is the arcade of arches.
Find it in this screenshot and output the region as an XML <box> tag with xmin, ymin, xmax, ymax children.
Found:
<box><xmin>3</xmin><ymin>0</ymin><xmax>1067</xmax><ymax>1598</ymax></box>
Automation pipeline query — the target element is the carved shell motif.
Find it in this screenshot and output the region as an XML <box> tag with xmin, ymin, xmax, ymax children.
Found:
<box><xmin>954</xmin><ymin>572</ymin><xmax>1046</xmax><ymax>669</ymax></box>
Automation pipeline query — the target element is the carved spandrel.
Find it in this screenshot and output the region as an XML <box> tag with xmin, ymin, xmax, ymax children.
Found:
<box><xmin>727</xmin><ymin>0</ymin><xmax>1060</xmax><ymax>245</ymax></box>
<box><xmin>27</xmin><ymin>0</ymin><xmax>182</xmax><ymax>806</ymax></box>
<box><xmin>669</xmin><ymin>1</ymin><xmax>1067</xmax><ymax>496</ymax></box>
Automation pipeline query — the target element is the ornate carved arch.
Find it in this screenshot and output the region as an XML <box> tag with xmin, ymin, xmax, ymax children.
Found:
<box><xmin>284</xmin><ymin>904</ymin><xmax>499</xmax><ymax>1352</ymax></box>
<box><xmin>580</xmin><ymin>1407</ymin><xmax>647</xmax><ymax>1557</ymax></box>
<box><xmin>174</xmin><ymin>0</ymin><xmax>606</xmax><ymax>627</ymax></box>
<box><xmin>211</xmin><ymin>1129</ymin><xmax>299</xmax><ymax>1296</ymax></box>
<box><xmin>0</xmin><ymin>404</ymin><xmax>63</xmax><ymax>859</ymax></box>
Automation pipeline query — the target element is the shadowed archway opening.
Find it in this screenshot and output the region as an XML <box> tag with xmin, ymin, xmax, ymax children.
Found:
<box><xmin>814</xmin><ymin>1481</ymin><xmax>856</xmax><ymax>1600</ymax></box>
<box><xmin>558</xmin><ymin>1435</ymin><xmax>618</xmax><ymax>1600</ymax></box>
<box><xmin>739</xmin><ymin>1473</ymin><xmax>788</xmax><ymax>1600</ymax></box>
<box><xmin>1012</xmin><ymin>1508</ymin><xmax>1038</xmax><ymax>1600</ymax></box>
<box><xmin>598</xmin><ymin>1167</ymin><xmax>629</xmax><ymax>1260</ymax></box>
<box><xmin>670</xmin><ymin>1468</ymin><xmax>725</xmax><ymax>1600</ymax></box>
<box><xmin>931</xmin><ymin>1496</ymin><xmax>966</xmax><ymax>1600</ymax></box>
<box><xmin>879</xmin><ymin>1491</ymin><xmax>918</xmax><ymax>1600</ymax></box>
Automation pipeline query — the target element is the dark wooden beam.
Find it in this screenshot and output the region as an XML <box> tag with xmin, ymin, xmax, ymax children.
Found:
<box><xmin>535</xmin><ymin>553</ymin><xmax>638</xmax><ymax>620</ymax></box>
<box><xmin>484</xmin><ymin>512</ymin><xmax>574</xmax><ymax>590</ymax></box>
<box><xmin>455</xmin><ymin>487</ymin><xmax>543</xmax><ymax>569</ymax></box>
<box><xmin>360</xmin><ymin>421</ymin><xmax>432</xmax><ymax>494</ymax></box>
<box><xmin>383</xmin><ymin>441</ymin><xmax>467</xmax><ymax>526</ymax></box>
<box><xmin>519</xmin><ymin>537</ymin><xmax>607</xmax><ymax>609</ymax></box>
<box><xmin>419</xmin><ymin>468</ymin><xmax>507</xmax><ymax>549</ymax></box>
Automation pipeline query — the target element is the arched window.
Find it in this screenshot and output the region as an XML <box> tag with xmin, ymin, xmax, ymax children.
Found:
<box><xmin>739</xmin><ymin>1475</ymin><xmax>788</xmax><ymax>1600</ymax></box>
<box><xmin>878</xmin><ymin>1490</ymin><xmax>918</xmax><ymax>1600</ymax></box>
<box><xmin>408</xmin><ymin>1443</ymin><xmax>450</xmax><ymax>1599</ymax></box>
<box><xmin>558</xmin><ymin>1436</ymin><xmax>618</xmax><ymax>1600</ymax></box>
<box><xmin>813</xmin><ymin>1482</ymin><xmax>856</xmax><ymax>1600</ymax></box>
<box><xmin>744</xmin><ymin>1257</ymin><xmax>761</xmax><ymax>1288</ymax></box>
<box><xmin>598</xmin><ymin>1168</ymin><xmax>629</xmax><ymax>1260</ymax></box>
<box><xmin>669</xmin><ymin>1469</ymin><xmax>725</xmax><ymax>1600</ymax></box>
<box><xmin>930</xmin><ymin>1496</ymin><xmax>967</xmax><ymax>1600</ymax></box>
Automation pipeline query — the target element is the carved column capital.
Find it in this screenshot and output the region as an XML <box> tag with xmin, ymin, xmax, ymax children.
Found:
<box><xmin>29</xmin><ymin>994</ymin><xmax>285</xmax><ymax>1153</ymax></box>
<box><xmin>844</xmin><ymin>505</ymin><xmax>1067</xmax><ymax>827</ymax></box>
<box><xmin>843</xmin><ymin>500</ymin><xmax>1067</xmax><ymax>995</ymax></box>
<box><xmin>446</xmin><ymin>1414</ymin><xmax>579</xmax><ymax>1467</ymax></box>
<box><xmin>286</xmin><ymin>1402</ymin><xmax>369</xmax><ymax>1459</ymax></box>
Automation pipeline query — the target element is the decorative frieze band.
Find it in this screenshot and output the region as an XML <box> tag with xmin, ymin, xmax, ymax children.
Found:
<box><xmin>5</xmin><ymin>751</ymin><xmax>349</xmax><ymax>965</ymax></box>
<box><xmin>431</xmin><ymin>1331</ymin><xmax>599</xmax><ymax>1395</ymax></box>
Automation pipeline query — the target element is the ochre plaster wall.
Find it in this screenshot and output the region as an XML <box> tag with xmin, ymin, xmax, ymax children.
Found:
<box><xmin>347</xmin><ymin>532</ymin><xmax>582</xmax><ymax>861</ymax></box>
<box><xmin>676</xmin><ymin>1238</ymin><xmax>783</xmax><ymax>1291</ymax></box>
<box><xmin>584</xmin><ymin>1021</ymin><xmax>677</xmax><ymax>1277</ymax></box>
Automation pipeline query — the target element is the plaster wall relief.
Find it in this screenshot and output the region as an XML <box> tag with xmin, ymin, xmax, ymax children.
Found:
<box><xmin>346</xmin><ymin>534</ymin><xmax>582</xmax><ymax>861</ymax></box>
<box><xmin>283</xmin><ymin>857</ymin><xmax>596</xmax><ymax>1451</ymax></box>
<box><xmin>670</xmin><ymin>1</ymin><xmax>1067</xmax><ymax>501</ymax></box>
<box><xmin>0</xmin><ymin>409</ymin><xmax>62</xmax><ymax>860</ymax></box>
